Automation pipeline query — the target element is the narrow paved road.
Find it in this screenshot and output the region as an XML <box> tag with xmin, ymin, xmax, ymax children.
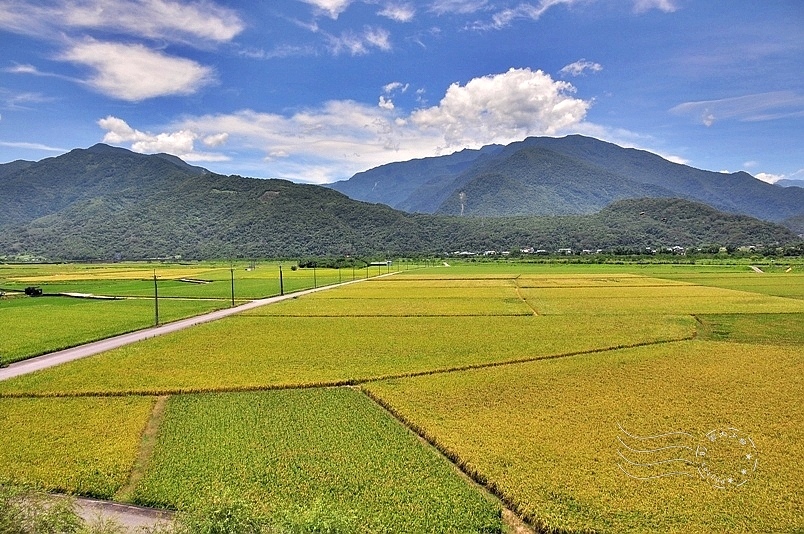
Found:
<box><xmin>0</xmin><ymin>277</ymin><xmax>376</xmax><ymax>382</ymax></box>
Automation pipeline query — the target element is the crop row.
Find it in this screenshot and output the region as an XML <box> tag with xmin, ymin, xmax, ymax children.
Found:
<box><xmin>0</xmin><ymin>396</ymin><xmax>154</xmax><ymax>498</ymax></box>
<box><xmin>133</xmin><ymin>388</ymin><xmax>502</xmax><ymax>533</ymax></box>
<box><xmin>365</xmin><ymin>339</ymin><xmax>804</xmax><ymax>533</ymax></box>
<box><xmin>0</xmin><ymin>313</ymin><xmax>694</xmax><ymax>396</ymax></box>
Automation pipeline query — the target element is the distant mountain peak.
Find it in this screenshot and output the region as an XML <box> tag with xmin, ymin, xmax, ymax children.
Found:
<box><xmin>328</xmin><ymin>135</ymin><xmax>804</xmax><ymax>223</ymax></box>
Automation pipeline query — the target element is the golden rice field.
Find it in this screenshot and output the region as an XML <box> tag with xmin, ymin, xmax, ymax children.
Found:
<box><xmin>0</xmin><ymin>261</ymin><xmax>801</xmax><ymax>532</ymax></box>
<box><xmin>0</xmin><ymin>396</ymin><xmax>155</xmax><ymax>498</ymax></box>
<box><xmin>366</xmin><ymin>340</ymin><xmax>803</xmax><ymax>533</ymax></box>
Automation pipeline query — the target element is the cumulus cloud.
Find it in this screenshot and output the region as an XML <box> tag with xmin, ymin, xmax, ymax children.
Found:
<box><xmin>61</xmin><ymin>40</ymin><xmax>214</xmax><ymax>101</ymax></box>
<box><xmin>754</xmin><ymin>172</ymin><xmax>783</xmax><ymax>184</ymax></box>
<box><xmin>410</xmin><ymin>68</ymin><xmax>589</xmax><ymax>146</ymax></box>
<box><xmin>670</xmin><ymin>91</ymin><xmax>804</xmax><ymax>126</ymax></box>
<box><xmin>98</xmin><ymin>116</ymin><xmax>228</xmax><ymax>161</ymax></box>
<box><xmin>559</xmin><ymin>59</ymin><xmax>603</xmax><ymax>77</ymax></box>
<box><xmin>99</xmin><ymin>68</ymin><xmax>596</xmax><ymax>182</ymax></box>
<box><xmin>378</xmin><ymin>96</ymin><xmax>395</xmax><ymax>110</ymax></box>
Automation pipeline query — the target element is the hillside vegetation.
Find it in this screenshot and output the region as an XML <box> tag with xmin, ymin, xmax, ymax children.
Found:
<box><xmin>329</xmin><ymin>135</ymin><xmax>804</xmax><ymax>222</ymax></box>
<box><xmin>0</xmin><ymin>144</ymin><xmax>798</xmax><ymax>261</ymax></box>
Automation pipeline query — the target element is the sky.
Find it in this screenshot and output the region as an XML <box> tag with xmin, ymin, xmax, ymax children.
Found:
<box><xmin>0</xmin><ymin>0</ymin><xmax>802</xmax><ymax>185</ymax></box>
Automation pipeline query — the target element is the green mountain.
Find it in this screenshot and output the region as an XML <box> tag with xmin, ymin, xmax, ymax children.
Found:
<box><xmin>328</xmin><ymin>135</ymin><xmax>804</xmax><ymax>222</ymax></box>
<box><xmin>0</xmin><ymin>145</ymin><xmax>797</xmax><ymax>260</ymax></box>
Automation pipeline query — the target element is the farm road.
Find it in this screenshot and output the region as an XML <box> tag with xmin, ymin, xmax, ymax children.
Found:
<box><xmin>0</xmin><ymin>276</ymin><xmax>382</xmax><ymax>382</ymax></box>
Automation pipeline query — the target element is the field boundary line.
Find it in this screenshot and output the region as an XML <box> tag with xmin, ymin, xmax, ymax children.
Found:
<box><xmin>0</xmin><ymin>274</ymin><xmax>395</xmax><ymax>382</ymax></box>
<box><xmin>0</xmin><ymin>337</ymin><xmax>695</xmax><ymax>399</ymax></box>
<box><xmin>361</xmin><ymin>387</ymin><xmax>549</xmax><ymax>534</ymax></box>
<box><xmin>114</xmin><ymin>395</ymin><xmax>170</xmax><ymax>503</ymax></box>
<box><xmin>513</xmin><ymin>276</ymin><xmax>539</xmax><ymax>316</ymax></box>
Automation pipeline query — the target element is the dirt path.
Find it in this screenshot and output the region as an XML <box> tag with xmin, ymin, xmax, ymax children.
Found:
<box><xmin>74</xmin><ymin>497</ymin><xmax>174</xmax><ymax>532</ymax></box>
<box><xmin>0</xmin><ymin>276</ymin><xmax>385</xmax><ymax>382</ymax></box>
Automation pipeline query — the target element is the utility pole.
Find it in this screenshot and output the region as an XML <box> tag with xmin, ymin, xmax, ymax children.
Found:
<box><xmin>230</xmin><ymin>264</ymin><xmax>235</xmax><ymax>307</ymax></box>
<box><xmin>153</xmin><ymin>270</ymin><xmax>159</xmax><ymax>326</ymax></box>
<box><xmin>279</xmin><ymin>265</ymin><xmax>284</xmax><ymax>296</ymax></box>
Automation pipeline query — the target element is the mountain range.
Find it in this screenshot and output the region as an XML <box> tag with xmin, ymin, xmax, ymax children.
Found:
<box><xmin>329</xmin><ymin>135</ymin><xmax>804</xmax><ymax>224</ymax></box>
<box><xmin>0</xmin><ymin>142</ymin><xmax>799</xmax><ymax>261</ymax></box>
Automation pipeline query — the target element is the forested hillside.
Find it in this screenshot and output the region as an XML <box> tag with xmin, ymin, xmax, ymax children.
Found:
<box><xmin>0</xmin><ymin>145</ymin><xmax>797</xmax><ymax>260</ymax></box>
<box><xmin>329</xmin><ymin>135</ymin><xmax>804</xmax><ymax>222</ymax></box>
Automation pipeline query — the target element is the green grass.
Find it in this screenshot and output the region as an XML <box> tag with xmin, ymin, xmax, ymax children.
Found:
<box><xmin>132</xmin><ymin>388</ymin><xmax>502</xmax><ymax>533</ymax></box>
<box><xmin>365</xmin><ymin>340</ymin><xmax>804</xmax><ymax>533</ymax></box>
<box><xmin>0</xmin><ymin>396</ymin><xmax>155</xmax><ymax>498</ymax></box>
<box><xmin>0</xmin><ymin>296</ymin><xmax>228</xmax><ymax>364</ymax></box>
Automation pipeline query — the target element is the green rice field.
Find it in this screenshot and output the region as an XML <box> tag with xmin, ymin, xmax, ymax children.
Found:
<box><xmin>0</xmin><ymin>260</ymin><xmax>801</xmax><ymax>533</ymax></box>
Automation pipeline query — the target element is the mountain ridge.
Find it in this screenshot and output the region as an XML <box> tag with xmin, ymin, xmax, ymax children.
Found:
<box><xmin>0</xmin><ymin>144</ymin><xmax>797</xmax><ymax>260</ymax></box>
<box><xmin>328</xmin><ymin>135</ymin><xmax>804</xmax><ymax>223</ymax></box>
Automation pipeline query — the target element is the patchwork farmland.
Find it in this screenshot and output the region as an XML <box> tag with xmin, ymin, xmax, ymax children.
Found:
<box><xmin>0</xmin><ymin>261</ymin><xmax>802</xmax><ymax>532</ymax></box>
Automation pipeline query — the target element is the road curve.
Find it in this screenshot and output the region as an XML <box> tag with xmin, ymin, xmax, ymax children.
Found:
<box><xmin>0</xmin><ymin>276</ymin><xmax>379</xmax><ymax>382</ymax></box>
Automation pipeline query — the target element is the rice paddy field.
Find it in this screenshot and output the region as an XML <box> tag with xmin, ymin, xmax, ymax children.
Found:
<box><xmin>0</xmin><ymin>260</ymin><xmax>802</xmax><ymax>533</ymax></box>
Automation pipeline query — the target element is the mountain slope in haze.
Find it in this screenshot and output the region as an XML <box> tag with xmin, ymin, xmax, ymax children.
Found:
<box><xmin>328</xmin><ymin>135</ymin><xmax>804</xmax><ymax>222</ymax></box>
<box><xmin>0</xmin><ymin>145</ymin><xmax>796</xmax><ymax>260</ymax></box>
<box><xmin>776</xmin><ymin>179</ymin><xmax>804</xmax><ymax>188</ymax></box>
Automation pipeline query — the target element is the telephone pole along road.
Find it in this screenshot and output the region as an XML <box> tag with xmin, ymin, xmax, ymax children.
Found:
<box><xmin>0</xmin><ymin>276</ymin><xmax>383</xmax><ymax>382</ymax></box>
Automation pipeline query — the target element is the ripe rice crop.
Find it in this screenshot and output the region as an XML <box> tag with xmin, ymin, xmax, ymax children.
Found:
<box><xmin>652</xmin><ymin>271</ymin><xmax>804</xmax><ymax>299</ymax></box>
<box><xmin>0</xmin><ymin>396</ymin><xmax>155</xmax><ymax>498</ymax></box>
<box><xmin>0</xmin><ymin>314</ymin><xmax>694</xmax><ymax>396</ymax></box>
<box><xmin>365</xmin><ymin>339</ymin><xmax>804</xmax><ymax>533</ymax></box>
<box><xmin>519</xmin><ymin>285</ymin><xmax>804</xmax><ymax>315</ymax></box>
<box><xmin>133</xmin><ymin>388</ymin><xmax>502</xmax><ymax>533</ymax></box>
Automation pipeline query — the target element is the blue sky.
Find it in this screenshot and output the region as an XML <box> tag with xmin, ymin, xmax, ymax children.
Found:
<box><xmin>0</xmin><ymin>0</ymin><xmax>802</xmax><ymax>185</ymax></box>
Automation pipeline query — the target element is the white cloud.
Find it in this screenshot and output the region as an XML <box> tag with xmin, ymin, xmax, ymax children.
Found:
<box><xmin>633</xmin><ymin>0</ymin><xmax>678</xmax><ymax>13</ymax></box>
<box><xmin>99</xmin><ymin>69</ymin><xmax>596</xmax><ymax>182</ymax></box>
<box><xmin>98</xmin><ymin>116</ymin><xmax>228</xmax><ymax>162</ymax></box>
<box><xmin>410</xmin><ymin>67</ymin><xmax>589</xmax><ymax>147</ymax></box>
<box><xmin>61</xmin><ymin>40</ymin><xmax>214</xmax><ymax>101</ymax></box>
<box><xmin>755</xmin><ymin>172</ymin><xmax>783</xmax><ymax>184</ymax></box>
<box><xmin>670</xmin><ymin>91</ymin><xmax>804</xmax><ymax>126</ymax></box>
<box><xmin>326</xmin><ymin>27</ymin><xmax>392</xmax><ymax>55</ymax></box>
<box><xmin>378</xmin><ymin>96</ymin><xmax>395</xmax><ymax>110</ymax></box>
<box><xmin>301</xmin><ymin>0</ymin><xmax>354</xmax><ymax>19</ymax></box>
<box><xmin>0</xmin><ymin>141</ymin><xmax>67</xmax><ymax>152</ymax></box>
<box><xmin>754</xmin><ymin>169</ymin><xmax>804</xmax><ymax>184</ymax></box>
<box><xmin>383</xmin><ymin>82</ymin><xmax>407</xmax><ymax>94</ymax></box>
<box><xmin>378</xmin><ymin>3</ymin><xmax>415</xmax><ymax>21</ymax></box>
<box><xmin>559</xmin><ymin>59</ymin><xmax>603</xmax><ymax>77</ymax></box>
<box><xmin>63</xmin><ymin>0</ymin><xmax>243</xmax><ymax>43</ymax></box>
<box><xmin>490</xmin><ymin>0</ymin><xmax>575</xmax><ymax>29</ymax></box>
<box><xmin>0</xmin><ymin>0</ymin><xmax>243</xmax><ymax>44</ymax></box>
<box><xmin>203</xmin><ymin>133</ymin><xmax>229</xmax><ymax>147</ymax></box>
<box><xmin>473</xmin><ymin>0</ymin><xmax>678</xmax><ymax>30</ymax></box>
<box><xmin>430</xmin><ymin>0</ymin><xmax>489</xmax><ymax>15</ymax></box>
